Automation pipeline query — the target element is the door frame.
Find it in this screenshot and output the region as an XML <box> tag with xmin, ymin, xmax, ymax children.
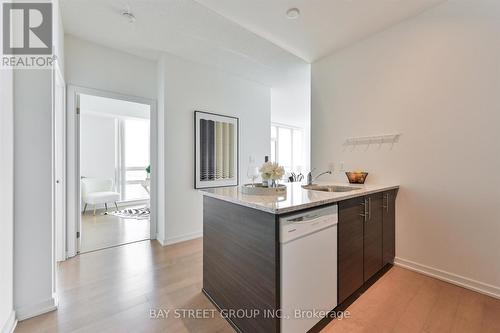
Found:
<box><xmin>66</xmin><ymin>85</ymin><xmax>158</xmax><ymax>258</ymax></box>
<box><xmin>53</xmin><ymin>63</ymin><xmax>66</xmax><ymax>262</ymax></box>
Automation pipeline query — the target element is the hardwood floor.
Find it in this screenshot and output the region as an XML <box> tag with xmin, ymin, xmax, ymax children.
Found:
<box><xmin>15</xmin><ymin>239</ymin><xmax>500</xmax><ymax>333</ymax></box>
<box><xmin>80</xmin><ymin>206</ymin><xmax>150</xmax><ymax>253</ymax></box>
<box><xmin>323</xmin><ymin>267</ymin><xmax>500</xmax><ymax>333</ymax></box>
<box><xmin>15</xmin><ymin>239</ymin><xmax>233</xmax><ymax>333</ymax></box>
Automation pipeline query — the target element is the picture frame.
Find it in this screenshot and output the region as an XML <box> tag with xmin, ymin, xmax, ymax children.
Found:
<box><xmin>194</xmin><ymin>111</ymin><xmax>239</xmax><ymax>189</ymax></box>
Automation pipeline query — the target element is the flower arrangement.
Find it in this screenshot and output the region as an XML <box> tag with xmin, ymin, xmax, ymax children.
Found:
<box><xmin>260</xmin><ymin>162</ymin><xmax>285</xmax><ymax>181</ymax></box>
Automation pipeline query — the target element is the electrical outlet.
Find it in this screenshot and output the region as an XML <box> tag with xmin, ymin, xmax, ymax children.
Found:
<box><xmin>339</xmin><ymin>162</ymin><xmax>345</xmax><ymax>172</ymax></box>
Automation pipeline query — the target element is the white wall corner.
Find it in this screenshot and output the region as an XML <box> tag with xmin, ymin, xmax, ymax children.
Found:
<box><xmin>394</xmin><ymin>257</ymin><xmax>500</xmax><ymax>300</ymax></box>
<box><xmin>155</xmin><ymin>233</ymin><xmax>167</xmax><ymax>247</ymax></box>
<box><xmin>15</xmin><ymin>295</ymin><xmax>58</xmax><ymax>321</ymax></box>
<box><xmin>155</xmin><ymin>56</ymin><xmax>166</xmax><ymax>246</ymax></box>
<box><xmin>1</xmin><ymin>311</ymin><xmax>17</xmax><ymax>333</ymax></box>
<box><xmin>164</xmin><ymin>232</ymin><xmax>203</xmax><ymax>246</ymax></box>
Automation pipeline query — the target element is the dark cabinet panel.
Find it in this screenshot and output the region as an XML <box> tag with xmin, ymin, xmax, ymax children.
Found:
<box><xmin>383</xmin><ymin>190</ymin><xmax>397</xmax><ymax>265</ymax></box>
<box><xmin>338</xmin><ymin>190</ymin><xmax>397</xmax><ymax>303</ymax></box>
<box><xmin>203</xmin><ymin>196</ymin><xmax>278</xmax><ymax>333</ymax></box>
<box><xmin>363</xmin><ymin>192</ymin><xmax>383</xmax><ymax>281</ymax></box>
<box><xmin>338</xmin><ymin>196</ymin><xmax>365</xmax><ymax>303</ymax></box>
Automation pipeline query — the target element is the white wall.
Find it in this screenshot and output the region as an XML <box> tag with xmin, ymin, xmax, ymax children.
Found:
<box><xmin>0</xmin><ymin>68</ymin><xmax>16</xmax><ymax>333</ymax></box>
<box><xmin>13</xmin><ymin>69</ymin><xmax>58</xmax><ymax>320</ymax></box>
<box><xmin>54</xmin><ymin>0</ymin><xmax>65</xmax><ymax>76</ymax></box>
<box><xmin>158</xmin><ymin>53</ymin><xmax>271</xmax><ymax>244</ymax></box>
<box><xmin>80</xmin><ymin>114</ymin><xmax>116</xmax><ymax>181</ymax></box>
<box><xmin>65</xmin><ymin>35</ymin><xmax>157</xmax><ymax>99</ymax></box>
<box><xmin>312</xmin><ymin>0</ymin><xmax>500</xmax><ymax>296</ymax></box>
<box><xmin>156</xmin><ymin>59</ymin><xmax>166</xmax><ymax>244</ymax></box>
<box><xmin>12</xmin><ymin>1</ymin><xmax>66</xmax><ymax>320</ymax></box>
<box><xmin>271</xmin><ymin>69</ymin><xmax>311</xmax><ymax>173</ymax></box>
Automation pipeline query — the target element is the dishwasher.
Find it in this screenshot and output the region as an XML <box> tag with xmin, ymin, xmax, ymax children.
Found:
<box><xmin>280</xmin><ymin>205</ymin><xmax>338</xmax><ymax>333</ymax></box>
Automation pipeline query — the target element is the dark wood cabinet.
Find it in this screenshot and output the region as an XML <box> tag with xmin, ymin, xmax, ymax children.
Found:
<box><xmin>363</xmin><ymin>192</ymin><xmax>383</xmax><ymax>281</ymax></box>
<box><xmin>338</xmin><ymin>196</ymin><xmax>365</xmax><ymax>303</ymax></box>
<box><xmin>383</xmin><ymin>190</ymin><xmax>397</xmax><ymax>265</ymax></box>
<box><xmin>338</xmin><ymin>190</ymin><xmax>397</xmax><ymax>304</ymax></box>
<box><xmin>203</xmin><ymin>196</ymin><xmax>279</xmax><ymax>333</ymax></box>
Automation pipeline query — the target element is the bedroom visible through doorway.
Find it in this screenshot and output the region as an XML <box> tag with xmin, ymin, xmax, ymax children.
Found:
<box><xmin>79</xmin><ymin>93</ymin><xmax>151</xmax><ymax>253</ymax></box>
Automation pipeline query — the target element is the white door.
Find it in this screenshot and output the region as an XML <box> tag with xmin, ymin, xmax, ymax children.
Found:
<box><xmin>54</xmin><ymin>67</ymin><xmax>66</xmax><ymax>262</ymax></box>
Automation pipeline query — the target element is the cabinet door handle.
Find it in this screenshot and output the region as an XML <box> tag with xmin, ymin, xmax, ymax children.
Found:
<box><xmin>366</xmin><ymin>198</ymin><xmax>369</xmax><ymax>222</ymax></box>
<box><xmin>368</xmin><ymin>197</ymin><xmax>371</xmax><ymax>220</ymax></box>
<box><xmin>383</xmin><ymin>193</ymin><xmax>389</xmax><ymax>211</ymax></box>
<box><xmin>360</xmin><ymin>200</ymin><xmax>367</xmax><ymax>222</ymax></box>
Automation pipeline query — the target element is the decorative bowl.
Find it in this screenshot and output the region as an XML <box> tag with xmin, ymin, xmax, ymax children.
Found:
<box><xmin>345</xmin><ymin>172</ymin><xmax>368</xmax><ymax>184</ymax></box>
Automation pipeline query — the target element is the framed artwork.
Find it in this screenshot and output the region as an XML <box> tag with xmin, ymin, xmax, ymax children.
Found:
<box><xmin>194</xmin><ymin>111</ymin><xmax>239</xmax><ymax>189</ymax></box>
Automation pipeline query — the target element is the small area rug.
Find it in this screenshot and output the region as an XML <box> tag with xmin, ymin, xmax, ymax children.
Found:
<box><xmin>106</xmin><ymin>207</ymin><xmax>150</xmax><ymax>220</ymax></box>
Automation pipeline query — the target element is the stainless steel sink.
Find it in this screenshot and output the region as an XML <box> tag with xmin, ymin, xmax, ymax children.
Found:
<box><xmin>302</xmin><ymin>184</ymin><xmax>361</xmax><ymax>192</ymax></box>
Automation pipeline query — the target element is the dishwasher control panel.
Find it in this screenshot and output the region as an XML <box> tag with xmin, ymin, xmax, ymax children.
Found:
<box><xmin>279</xmin><ymin>205</ymin><xmax>338</xmax><ymax>243</ymax></box>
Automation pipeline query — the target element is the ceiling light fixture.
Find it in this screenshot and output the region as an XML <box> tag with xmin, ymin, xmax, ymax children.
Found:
<box><xmin>286</xmin><ymin>8</ymin><xmax>300</xmax><ymax>19</ymax></box>
<box><xmin>121</xmin><ymin>8</ymin><xmax>136</xmax><ymax>23</ymax></box>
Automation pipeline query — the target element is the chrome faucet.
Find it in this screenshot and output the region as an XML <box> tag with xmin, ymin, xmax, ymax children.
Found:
<box><xmin>307</xmin><ymin>170</ymin><xmax>332</xmax><ymax>185</ymax></box>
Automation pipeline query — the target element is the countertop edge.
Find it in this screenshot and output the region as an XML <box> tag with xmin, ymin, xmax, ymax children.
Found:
<box><xmin>201</xmin><ymin>185</ymin><xmax>400</xmax><ymax>215</ymax></box>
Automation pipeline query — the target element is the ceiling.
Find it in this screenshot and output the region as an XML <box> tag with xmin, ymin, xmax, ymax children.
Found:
<box><xmin>61</xmin><ymin>0</ymin><xmax>446</xmax><ymax>85</ymax></box>
<box><xmin>60</xmin><ymin>0</ymin><xmax>308</xmax><ymax>86</ymax></box>
<box><xmin>195</xmin><ymin>0</ymin><xmax>447</xmax><ymax>62</ymax></box>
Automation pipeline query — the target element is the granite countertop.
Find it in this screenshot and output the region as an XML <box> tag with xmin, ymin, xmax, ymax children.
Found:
<box><xmin>200</xmin><ymin>182</ymin><xmax>399</xmax><ymax>214</ymax></box>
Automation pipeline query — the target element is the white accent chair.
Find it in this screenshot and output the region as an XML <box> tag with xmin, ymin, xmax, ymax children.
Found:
<box><xmin>81</xmin><ymin>178</ymin><xmax>121</xmax><ymax>215</ymax></box>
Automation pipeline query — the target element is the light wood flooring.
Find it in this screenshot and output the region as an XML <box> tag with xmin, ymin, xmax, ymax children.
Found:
<box><xmin>323</xmin><ymin>267</ymin><xmax>500</xmax><ymax>333</ymax></box>
<box><xmin>15</xmin><ymin>239</ymin><xmax>500</xmax><ymax>333</ymax></box>
<box><xmin>80</xmin><ymin>207</ymin><xmax>150</xmax><ymax>253</ymax></box>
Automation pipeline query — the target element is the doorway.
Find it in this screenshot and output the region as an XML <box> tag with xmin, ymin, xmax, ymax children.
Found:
<box><xmin>66</xmin><ymin>86</ymin><xmax>157</xmax><ymax>256</ymax></box>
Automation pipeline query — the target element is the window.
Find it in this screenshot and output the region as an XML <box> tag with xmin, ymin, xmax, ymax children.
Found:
<box><xmin>271</xmin><ymin>124</ymin><xmax>304</xmax><ymax>174</ymax></box>
<box><xmin>124</xmin><ymin>118</ymin><xmax>149</xmax><ymax>169</ymax></box>
<box><xmin>121</xmin><ymin>118</ymin><xmax>150</xmax><ymax>201</ymax></box>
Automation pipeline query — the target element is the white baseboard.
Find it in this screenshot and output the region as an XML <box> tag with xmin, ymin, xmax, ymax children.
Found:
<box><xmin>165</xmin><ymin>231</ymin><xmax>202</xmax><ymax>245</ymax></box>
<box><xmin>155</xmin><ymin>233</ymin><xmax>166</xmax><ymax>246</ymax></box>
<box><xmin>1</xmin><ymin>310</ymin><xmax>17</xmax><ymax>333</ymax></box>
<box><xmin>394</xmin><ymin>257</ymin><xmax>500</xmax><ymax>300</ymax></box>
<box><xmin>155</xmin><ymin>231</ymin><xmax>202</xmax><ymax>246</ymax></box>
<box><xmin>15</xmin><ymin>295</ymin><xmax>58</xmax><ymax>321</ymax></box>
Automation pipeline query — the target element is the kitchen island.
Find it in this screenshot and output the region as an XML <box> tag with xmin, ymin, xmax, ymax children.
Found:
<box><xmin>201</xmin><ymin>182</ymin><xmax>399</xmax><ymax>333</ymax></box>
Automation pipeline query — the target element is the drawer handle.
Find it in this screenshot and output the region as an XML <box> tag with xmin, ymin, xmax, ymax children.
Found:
<box><xmin>289</xmin><ymin>215</ymin><xmax>324</xmax><ymax>224</ymax></box>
